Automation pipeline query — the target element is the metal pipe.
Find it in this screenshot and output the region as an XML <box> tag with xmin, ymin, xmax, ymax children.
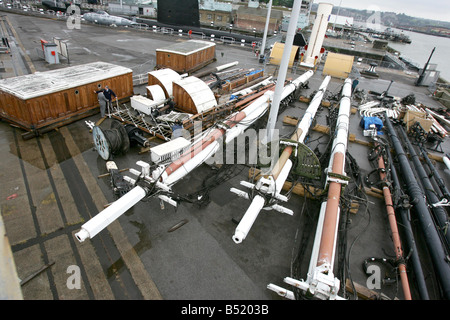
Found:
<box><xmin>416</xmin><ymin>47</ymin><xmax>435</xmax><ymax>86</ymax></box>
<box><xmin>419</xmin><ymin>145</ymin><xmax>450</xmax><ymax>200</ymax></box>
<box><xmin>259</xmin><ymin>0</ymin><xmax>272</xmax><ymax>61</ymax></box>
<box><xmin>444</xmin><ymin>154</ymin><xmax>450</xmax><ymax>171</ymax></box>
<box><xmin>232</xmin><ymin>75</ymin><xmax>328</xmax><ymax>244</ymax></box>
<box><xmin>398</xmin><ymin>127</ymin><xmax>450</xmax><ymax>250</ymax></box>
<box><xmin>373</xmin><ymin>139</ymin><xmax>412</xmax><ymax>299</ymax></box>
<box><xmin>265</xmin><ymin>0</ymin><xmax>303</xmax><ymax>143</ymax></box>
<box><xmin>233</xmin><ymin>159</ymin><xmax>293</xmax><ymax>243</ymax></box>
<box><xmin>215</xmin><ymin>61</ymin><xmax>239</xmax><ymax>72</ymax></box>
<box><xmin>271</xmin><ymin>75</ymin><xmax>330</xmax><ymax>179</ymax></box>
<box><xmin>386</xmin><ymin>147</ymin><xmax>430</xmax><ymax>299</ymax></box>
<box><xmin>385</xmin><ymin>117</ymin><xmax>450</xmax><ymax>299</ymax></box>
<box><xmin>75</xmin><ymin>186</ymin><xmax>147</xmax><ymax>242</ymax></box>
<box><xmin>266</xmin><ymin>283</ymin><xmax>295</xmax><ymax>300</ymax></box>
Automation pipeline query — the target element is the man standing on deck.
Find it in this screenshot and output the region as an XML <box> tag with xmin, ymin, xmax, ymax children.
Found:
<box><xmin>96</xmin><ymin>89</ymin><xmax>108</xmax><ymax>118</ymax></box>
<box><xmin>352</xmin><ymin>78</ymin><xmax>359</xmax><ymax>93</ymax></box>
<box><xmin>95</xmin><ymin>85</ymin><xmax>117</xmax><ymax>116</ymax></box>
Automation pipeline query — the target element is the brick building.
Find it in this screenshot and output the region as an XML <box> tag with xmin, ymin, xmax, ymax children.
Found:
<box><xmin>234</xmin><ymin>5</ymin><xmax>283</xmax><ymax>35</ymax></box>
<box><xmin>199</xmin><ymin>0</ymin><xmax>233</xmax><ymax>28</ymax></box>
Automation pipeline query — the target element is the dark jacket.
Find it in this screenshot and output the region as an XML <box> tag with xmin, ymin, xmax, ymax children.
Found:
<box><xmin>96</xmin><ymin>88</ymin><xmax>117</xmax><ymax>101</ymax></box>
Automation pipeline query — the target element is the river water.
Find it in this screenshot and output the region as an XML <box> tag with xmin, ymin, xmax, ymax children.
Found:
<box><xmin>388</xmin><ymin>29</ymin><xmax>450</xmax><ymax>82</ymax></box>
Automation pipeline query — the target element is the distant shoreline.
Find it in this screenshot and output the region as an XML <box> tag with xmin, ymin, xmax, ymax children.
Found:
<box><xmin>396</xmin><ymin>26</ymin><xmax>450</xmax><ymax>39</ymax></box>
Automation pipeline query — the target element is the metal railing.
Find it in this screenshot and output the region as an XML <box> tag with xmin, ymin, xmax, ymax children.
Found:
<box><xmin>0</xmin><ymin>2</ymin><xmax>263</xmax><ymax>51</ymax></box>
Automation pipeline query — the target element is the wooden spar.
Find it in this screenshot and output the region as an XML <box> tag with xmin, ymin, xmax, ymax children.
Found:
<box><xmin>375</xmin><ymin>142</ymin><xmax>412</xmax><ymax>300</ymax></box>
<box><xmin>315</xmin><ymin>78</ymin><xmax>352</xmax><ymax>275</ymax></box>
<box><xmin>164</xmin><ymin>70</ymin><xmax>314</xmax><ymax>186</ymax></box>
<box><xmin>316</xmin><ymin>152</ymin><xmax>345</xmax><ymax>267</ymax></box>
<box><xmin>267</xmin><ymin>78</ymin><xmax>353</xmax><ymax>300</ymax></box>
<box><xmin>385</xmin><ymin>117</ymin><xmax>450</xmax><ymax>299</ymax></box>
<box><xmin>271</xmin><ymin>75</ymin><xmax>331</xmax><ymax>180</ymax></box>
<box><xmin>164</xmin><ymin>107</ymin><xmax>249</xmax><ymax>177</ymax></box>
<box><xmin>75</xmin><ymin>72</ymin><xmax>313</xmax><ymax>242</ymax></box>
<box><xmin>231</xmin><ymin>73</ymin><xmax>325</xmax><ymax>244</ymax></box>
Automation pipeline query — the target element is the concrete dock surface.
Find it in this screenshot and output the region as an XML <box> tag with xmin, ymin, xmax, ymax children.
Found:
<box><xmin>0</xmin><ymin>10</ymin><xmax>449</xmax><ymax>303</ymax></box>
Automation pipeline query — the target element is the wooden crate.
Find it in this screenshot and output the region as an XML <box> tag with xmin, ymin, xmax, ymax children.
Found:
<box><xmin>0</xmin><ymin>62</ymin><xmax>134</xmax><ymax>133</ymax></box>
<box><xmin>156</xmin><ymin>40</ymin><xmax>216</xmax><ymax>74</ymax></box>
<box><xmin>172</xmin><ymin>76</ymin><xmax>217</xmax><ymax>114</ymax></box>
<box><xmin>404</xmin><ymin>109</ymin><xmax>433</xmax><ymax>132</ymax></box>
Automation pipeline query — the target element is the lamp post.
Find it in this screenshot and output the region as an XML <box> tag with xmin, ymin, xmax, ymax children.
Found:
<box><xmin>259</xmin><ymin>0</ymin><xmax>272</xmax><ymax>62</ymax></box>
<box><xmin>265</xmin><ymin>0</ymin><xmax>303</xmax><ymax>143</ymax></box>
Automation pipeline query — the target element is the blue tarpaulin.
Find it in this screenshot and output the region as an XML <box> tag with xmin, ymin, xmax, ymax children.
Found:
<box><xmin>360</xmin><ymin>116</ymin><xmax>383</xmax><ymax>134</ymax></box>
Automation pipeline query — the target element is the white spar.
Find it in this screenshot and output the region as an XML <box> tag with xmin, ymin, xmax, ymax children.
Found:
<box><xmin>161</xmin><ymin>70</ymin><xmax>314</xmax><ymax>186</ymax></box>
<box><xmin>444</xmin><ymin>154</ymin><xmax>450</xmax><ymax>171</ymax></box>
<box><xmin>231</xmin><ymin>75</ymin><xmax>331</xmax><ymax>244</ymax></box>
<box><xmin>75</xmin><ymin>185</ymin><xmax>147</xmax><ymax>242</ymax></box>
<box><xmin>75</xmin><ymin>71</ymin><xmax>313</xmax><ymax>242</ymax></box>
<box><xmin>268</xmin><ymin>78</ymin><xmax>353</xmax><ymax>300</ymax></box>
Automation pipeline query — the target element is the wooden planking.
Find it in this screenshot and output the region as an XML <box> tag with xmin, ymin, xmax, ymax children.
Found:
<box><xmin>345</xmin><ymin>279</ymin><xmax>395</xmax><ymax>300</ymax></box>
<box><xmin>282</xmin><ymin>116</ymin><xmax>373</xmax><ymax>147</ymax></box>
<box><xmin>156</xmin><ymin>46</ymin><xmax>216</xmax><ymax>73</ymax></box>
<box><xmin>220</xmin><ymin>70</ymin><xmax>265</xmax><ymax>93</ymax></box>
<box><xmin>0</xmin><ymin>73</ymin><xmax>133</xmax><ymax>131</ymax></box>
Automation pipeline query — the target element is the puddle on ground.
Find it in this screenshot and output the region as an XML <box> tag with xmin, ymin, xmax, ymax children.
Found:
<box><xmin>106</xmin><ymin>220</ymin><xmax>152</xmax><ymax>279</ymax></box>
<box><xmin>111</xmin><ymin>53</ymin><xmax>135</xmax><ymax>62</ymax></box>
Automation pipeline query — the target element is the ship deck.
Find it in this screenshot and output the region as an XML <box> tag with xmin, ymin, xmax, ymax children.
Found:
<box><xmin>0</xmin><ymin>10</ymin><xmax>449</xmax><ymax>305</ymax></box>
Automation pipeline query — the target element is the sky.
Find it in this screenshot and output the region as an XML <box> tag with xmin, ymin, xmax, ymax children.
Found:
<box><xmin>313</xmin><ymin>0</ymin><xmax>450</xmax><ymax>22</ymax></box>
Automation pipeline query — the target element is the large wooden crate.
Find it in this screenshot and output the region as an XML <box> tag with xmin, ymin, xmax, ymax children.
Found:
<box><xmin>172</xmin><ymin>76</ymin><xmax>217</xmax><ymax>114</ymax></box>
<box><xmin>0</xmin><ymin>62</ymin><xmax>133</xmax><ymax>133</ymax></box>
<box><xmin>404</xmin><ymin>109</ymin><xmax>433</xmax><ymax>133</ymax></box>
<box><xmin>147</xmin><ymin>68</ymin><xmax>182</xmax><ymax>98</ymax></box>
<box><xmin>156</xmin><ymin>40</ymin><xmax>216</xmax><ymax>74</ymax></box>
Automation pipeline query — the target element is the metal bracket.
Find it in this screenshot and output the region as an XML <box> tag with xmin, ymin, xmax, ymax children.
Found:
<box><xmin>432</xmin><ymin>198</ymin><xmax>450</xmax><ymax>207</ymax></box>
<box><xmin>230</xmin><ymin>178</ymin><xmax>293</xmax><ymax>215</ymax></box>
<box><xmin>279</xmin><ymin>139</ymin><xmax>321</xmax><ymax>179</ymax></box>
<box><xmin>282</xmin><ymin>267</ymin><xmax>344</xmax><ymax>300</ymax></box>
<box><xmin>326</xmin><ymin>172</ymin><xmax>350</xmax><ymax>185</ymax></box>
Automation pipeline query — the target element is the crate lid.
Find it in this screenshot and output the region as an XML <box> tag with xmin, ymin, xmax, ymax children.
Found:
<box><xmin>0</xmin><ymin>61</ymin><xmax>132</xmax><ymax>100</ymax></box>
<box><xmin>156</xmin><ymin>40</ymin><xmax>215</xmax><ymax>56</ymax></box>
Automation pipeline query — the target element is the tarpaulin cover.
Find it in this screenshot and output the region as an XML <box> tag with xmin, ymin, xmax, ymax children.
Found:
<box><xmin>360</xmin><ymin>116</ymin><xmax>384</xmax><ymax>134</ymax></box>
